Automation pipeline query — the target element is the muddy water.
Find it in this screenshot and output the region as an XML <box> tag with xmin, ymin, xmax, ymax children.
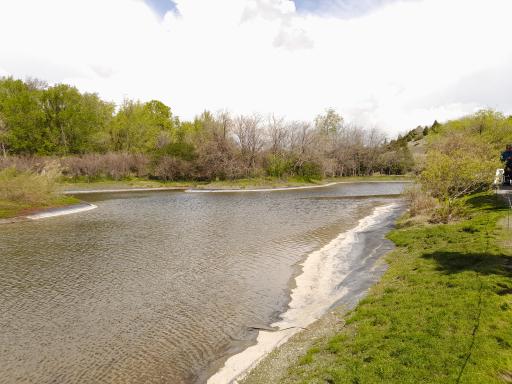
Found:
<box><xmin>0</xmin><ymin>182</ymin><xmax>406</xmax><ymax>384</ymax></box>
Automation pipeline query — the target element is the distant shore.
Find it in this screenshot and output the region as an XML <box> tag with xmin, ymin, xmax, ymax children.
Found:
<box><xmin>1</xmin><ymin>176</ymin><xmax>411</xmax><ymax>222</ymax></box>
<box><xmin>59</xmin><ymin>175</ymin><xmax>412</xmax><ymax>194</ymax></box>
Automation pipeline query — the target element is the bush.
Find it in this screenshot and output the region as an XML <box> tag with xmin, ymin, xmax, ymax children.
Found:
<box><xmin>294</xmin><ymin>160</ymin><xmax>322</xmax><ymax>181</ymax></box>
<box><xmin>151</xmin><ymin>156</ymin><xmax>191</xmax><ymax>181</ymax></box>
<box><xmin>265</xmin><ymin>154</ymin><xmax>292</xmax><ymax>178</ymax></box>
<box><xmin>0</xmin><ymin>155</ymin><xmax>48</xmax><ymax>173</ymax></box>
<box><xmin>404</xmin><ymin>184</ymin><xmax>437</xmax><ymax>217</ymax></box>
<box><xmin>60</xmin><ymin>153</ymin><xmax>150</xmax><ymax>180</ymax></box>
<box><xmin>429</xmin><ymin>200</ymin><xmax>468</xmax><ymax>224</ymax></box>
<box><xmin>420</xmin><ymin>149</ymin><xmax>497</xmax><ymax>202</ymax></box>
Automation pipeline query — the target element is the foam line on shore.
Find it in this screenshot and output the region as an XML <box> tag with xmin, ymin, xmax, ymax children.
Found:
<box><xmin>63</xmin><ymin>187</ymin><xmax>186</xmax><ymax>195</ymax></box>
<box><xmin>207</xmin><ymin>203</ymin><xmax>399</xmax><ymax>384</ymax></box>
<box><xmin>25</xmin><ymin>203</ymin><xmax>97</xmax><ymax>220</ymax></box>
<box><xmin>186</xmin><ymin>180</ymin><xmax>411</xmax><ymax>194</ymax></box>
<box><xmin>186</xmin><ymin>183</ymin><xmax>341</xmax><ymax>193</ymax></box>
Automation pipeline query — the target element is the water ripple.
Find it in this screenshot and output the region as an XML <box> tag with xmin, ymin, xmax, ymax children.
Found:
<box><xmin>0</xmin><ymin>182</ymin><xmax>405</xmax><ymax>384</ymax></box>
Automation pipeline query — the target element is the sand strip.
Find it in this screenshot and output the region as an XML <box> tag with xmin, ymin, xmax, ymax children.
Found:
<box><xmin>207</xmin><ymin>203</ymin><xmax>402</xmax><ymax>384</ymax></box>
<box><xmin>24</xmin><ymin>203</ymin><xmax>98</xmax><ymax>220</ymax></box>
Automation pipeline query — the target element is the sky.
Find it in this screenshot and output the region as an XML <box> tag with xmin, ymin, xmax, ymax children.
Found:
<box><xmin>0</xmin><ymin>0</ymin><xmax>511</xmax><ymax>136</ymax></box>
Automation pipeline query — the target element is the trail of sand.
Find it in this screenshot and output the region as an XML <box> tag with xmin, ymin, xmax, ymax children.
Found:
<box><xmin>207</xmin><ymin>203</ymin><xmax>400</xmax><ymax>384</ymax></box>
<box><xmin>25</xmin><ymin>203</ymin><xmax>97</xmax><ymax>220</ymax></box>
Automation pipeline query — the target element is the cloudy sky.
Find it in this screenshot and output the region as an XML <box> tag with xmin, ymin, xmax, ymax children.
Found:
<box><xmin>0</xmin><ymin>0</ymin><xmax>511</xmax><ymax>136</ymax></box>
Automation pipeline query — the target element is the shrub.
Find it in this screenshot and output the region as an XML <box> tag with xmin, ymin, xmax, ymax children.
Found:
<box><xmin>429</xmin><ymin>200</ymin><xmax>469</xmax><ymax>224</ymax></box>
<box><xmin>265</xmin><ymin>154</ymin><xmax>291</xmax><ymax>178</ymax></box>
<box><xmin>60</xmin><ymin>153</ymin><xmax>150</xmax><ymax>180</ymax></box>
<box><xmin>151</xmin><ymin>156</ymin><xmax>191</xmax><ymax>181</ymax></box>
<box><xmin>420</xmin><ymin>149</ymin><xmax>497</xmax><ymax>204</ymax></box>
<box><xmin>294</xmin><ymin>160</ymin><xmax>322</xmax><ymax>181</ymax></box>
<box><xmin>0</xmin><ymin>164</ymin><xmax>59</xmax><ymax>204</ymax></box>
<box><xmin>404</xmin><ymin>184</ymin><xmax>437</xmax><ymax>217</ymax></box>
<box><xmin>0</xmin><ymin>155</ymin><xmax>48</xmax><ymax>173</ymax></box>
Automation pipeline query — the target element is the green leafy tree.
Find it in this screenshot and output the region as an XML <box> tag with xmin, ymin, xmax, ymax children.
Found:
<box><xmin>314</xmin><ymin>108</ymin><xmax>343</xmax><ymax>135</ymax></box>
<box><xmin>108</xmin><ymin>99</ymin><xmax>176</xmax><ymax>153</ymax></box>
<box><xmin>0</xmin><ymin>114</ymin><xmax>7</xmax><ymax>157</ymax></box>
<box><xmin>41</xmin><ymin>84</ymin><xmax>114</xmax><ymax>154</ymax></box>
<box><xmin>420</xmin><ymin>132</ymin><xmax>499</xmax><ymax>221</ymax></box>
<box><xmin>0</xmin><ymin>77</ymin><xmax>48</xmax><ymax>154</ymax></box>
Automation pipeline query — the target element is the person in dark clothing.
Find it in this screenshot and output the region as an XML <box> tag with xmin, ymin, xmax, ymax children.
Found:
<box><xmin>503</xmin><ymin>145</ymin><xmax>512</xmax><ymax>185</ymax></box>
<box><xmin>501</xmin><ymin>144</ymin><xmax>512</xmax><ymax>162</ymax></box>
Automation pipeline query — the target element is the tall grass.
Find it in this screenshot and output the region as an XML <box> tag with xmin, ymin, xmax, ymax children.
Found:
<box><xmin>0</xmin><ymin>165</ymin><xmax>59</xmax><ymax>205</ymax></box>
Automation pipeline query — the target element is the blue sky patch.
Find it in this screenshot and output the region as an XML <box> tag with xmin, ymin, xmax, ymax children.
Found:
<box><xmin>145</xmin><ymin>0</ymin><xmax>177</xmax><ymax>17</ymax></box>
<box><xmin>144</xmin><ymin>1</ymin><xmax>409</xmax><ymax>19</ymax></box>
<box><xmin>293</xmin><ymin>0</ymin><xmax>409</xmax><ymax>17</ymax></box>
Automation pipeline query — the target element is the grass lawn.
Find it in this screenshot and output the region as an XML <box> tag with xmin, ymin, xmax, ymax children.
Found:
<box><xmin>0</xmin><ymin>195</ymin><xmax>80</xmax><ymax>219</ymax></box>
<box><xmin>284</xmin><ymin>193</ymin><xmax>512</xmax><ymax>384</ymax></box>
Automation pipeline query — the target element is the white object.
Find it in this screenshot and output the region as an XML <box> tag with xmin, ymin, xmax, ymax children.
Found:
<box><xmin>494</xmin><ymin>168</ymin><xmax>504</xmax><ymax>186</ymax></box>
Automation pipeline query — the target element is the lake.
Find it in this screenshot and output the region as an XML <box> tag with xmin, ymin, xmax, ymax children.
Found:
<box><xmin>0</xmin><ymin>182</ymin><xmax>406</xmax><ymax>384</ymax></box>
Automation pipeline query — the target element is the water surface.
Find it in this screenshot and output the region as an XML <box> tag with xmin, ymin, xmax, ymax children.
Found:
<box><xmin>0</xmin><ymin>182</ymin><xmax>405</xmax><ymax>384</ymax></box>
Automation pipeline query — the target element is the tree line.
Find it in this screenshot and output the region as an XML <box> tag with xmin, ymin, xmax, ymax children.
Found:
<box><xmin>0</xmin><ymin>77</ymin><xmax>413</xmax><ymax>181</ymax></box>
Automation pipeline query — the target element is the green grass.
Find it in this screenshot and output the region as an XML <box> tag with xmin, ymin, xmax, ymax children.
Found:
<box><xmin>0</xmin><ymin>195</ymin><xmax>80</xmax><ymax>219</ymax></box>
<box><xmin>284</xmin><ymin>193</ymin><xmax>512</xmax><ymax>384</ymax></box>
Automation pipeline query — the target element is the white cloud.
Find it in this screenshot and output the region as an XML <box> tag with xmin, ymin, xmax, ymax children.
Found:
<box><xmin>0</xmin><ymin>0</ymin><xmax>511</xmax><ymax>136</ymax></box>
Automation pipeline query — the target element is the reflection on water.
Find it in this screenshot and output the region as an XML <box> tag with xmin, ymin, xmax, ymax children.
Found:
<box><xmin>0</xmin><ymin>182</ymin><xmax>405</xmax><ymax>384</ymax></box>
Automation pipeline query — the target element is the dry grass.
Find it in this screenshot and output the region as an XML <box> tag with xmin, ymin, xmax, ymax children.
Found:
<box><xmin>404</xmin><ymin>184</ymin><xmax>437</xmax><ymax>217</ymax></box>
<box><xmin>0</xmin><ymin>165</ymin><xmax>59</xmax><ymax>204</ymax></box>
<box><xmin>0</xmin><ymin>164</ymin><xmax>81</xmax><ymax>219</ymax></box>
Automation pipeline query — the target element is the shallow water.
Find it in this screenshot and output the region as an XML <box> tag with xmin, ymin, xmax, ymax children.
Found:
<box><xmin>0</xmin><ymin>182</ymin><xmax>405</xmax><ymax>384</ymax></box>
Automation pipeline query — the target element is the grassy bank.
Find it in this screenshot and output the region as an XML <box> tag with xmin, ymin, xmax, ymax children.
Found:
<box><xmin>278</xmin><ymin>193</ymin><xmax>512</xmax><ymax>383</ymax></box>
<box><xmin>0</xmin><ymin>167</ymin><xmax>80</xmax><ymax>219</ymax></box>
<box><xmin>0</xmin><ymin>195</ymin><xmax>80</xmax><ymax>219</ymax></box>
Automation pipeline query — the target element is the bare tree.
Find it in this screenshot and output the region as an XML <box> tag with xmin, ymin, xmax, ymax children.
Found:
<box><xmin>289</xmin><ymin>121</ymin><xmax>314</xmax><ymax>157</ymax></box>
<box><xmin>363</xmin><ymin>127</ymin><xmax>386</xmax><ymax>175</ymax></box>
<box><xmin>216</xmin><ymin>110</ymin><xmax>232</xmax><ymax>141</ymax></box>
<box><xmin>233</xmin><ymin>114</ymin><xmax>264</xmax><ymax>171</ymax></box>
<box><xmin>266</xmin><ymin>114</ymin><xmax>288</xmax><ymax>155</ymax></box>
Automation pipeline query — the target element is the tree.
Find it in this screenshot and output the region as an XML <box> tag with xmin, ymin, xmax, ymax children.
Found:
<box><xmin>0</xmin><ymin>114</ymin><xmax>7</xmax><ymax>157</ymax></box>
<box><xmin>420</xmin><ymin>134</ymin><xmax>498</xmax><ymax>221</ymax></box>
<box><xmin>266</xmin><ymin>114</ymin><xmax>288</xmax><ymax>155</ymax></box>
<box><xmin>0</xmin><ymin>77</ymin><xmax>46</xmax><ymax>154</ymax></box>
<box><xmin>233</xmin><ymin>114</ymin><xmax>264</xmax><ymax>172</ymax></box>
<box><xmin>40</xmin><ymin>84</ymin><xmax>114</xmax><ymax>154</ymax></box>
<box><xmin>314</xmin><ymin>108</ymin><xmax>343</xmax><ymax>136</ymax></box>
<box><xmin>108</xmin><ymin>99</ymin><xmax>174</xmax><ymax>153</ymax></box>
<box><xmin>430</xmin><ymin>120</ymin><xmax>441</xmax><ymax>132</ymax></box>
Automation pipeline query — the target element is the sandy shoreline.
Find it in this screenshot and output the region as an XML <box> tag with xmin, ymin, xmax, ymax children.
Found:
<box><xmin>62</xmin><ymin>187</ymin><xmax>187</xmax><ymax>195</ymax></box>
<box><xmin>0</xmin><ymin>202</ymin><xmax>97</xmax><ymax>224</ymax></box>
<box><xmin>207</xmin><ymin>202</ymin><xmax>404</xmax><ymax>384</ymax></box>
<box><xmin>24</xmin><ymin>202</ymin><xmax>97</xmax><ymax>220</ymax></box>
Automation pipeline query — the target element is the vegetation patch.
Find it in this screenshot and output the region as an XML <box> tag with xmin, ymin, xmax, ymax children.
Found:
<box><xmin>284</xmin><ymin>193</ymin><xmax>512</xmax><ymax>384</ymax></box>
<box><xmin>0</xmin><ymin>195</ymin><xmax>79</xmax><ymax>219</ymax></box>
<box><xmin>0</xmin><ymin>77</ymin><xmax>414</xmax><ymax>183</ymax></box>
<box><xmin>0</xmin><ymin>166</ymin><xmax>79</xmax><ymax>219</ymax></box>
